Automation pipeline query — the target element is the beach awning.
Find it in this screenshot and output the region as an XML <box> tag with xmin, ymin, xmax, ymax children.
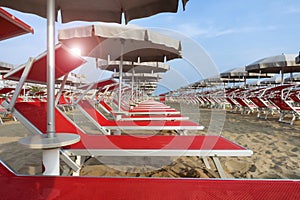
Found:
<box><xmin>4</xmin><ymin>44</ymin><xmax>86</xmax><ymax>84</ymax></box>
<box><xmin>0</xmin><ymin>8</ymin><xmax>34</xmax><ymax>41</ymax></box>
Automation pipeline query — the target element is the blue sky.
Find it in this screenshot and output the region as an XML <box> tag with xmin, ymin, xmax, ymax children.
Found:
<box><xmin>1</xmin><ymin>0</ymin><xmax>300</xmax><ymax>94</ymax></box>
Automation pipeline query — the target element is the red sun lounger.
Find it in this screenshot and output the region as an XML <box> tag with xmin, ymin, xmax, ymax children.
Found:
<box><xmin>0</xmin><ymin>160</ymin><xmax>299</xmax><ymax>199</ymax></box>
<box><xmin>3</xmin><ymin>100</ymin><xmax>252</xmax><ymax>178</ymax></box>
<box><xmin>77</xmin><ymin>99</ymin><xmax>204</xmax><ymax>135</ymax></box>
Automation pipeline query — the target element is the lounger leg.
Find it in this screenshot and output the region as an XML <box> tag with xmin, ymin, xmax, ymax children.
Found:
<box><xmin>202</xmin><ymin>157</ymin><xmax>211</xmax><ymax>169</ymax></box>
<box><xmin>114</xmin><ymin>129</ymin><xmax>121</xmax><ymax>135</ymax></box>
<box><xmin>72</xmin><ymin>156</ymin><xmax>82</xmax><ymax>176</ymax></box>
<box><xmin>257</xmin><ymin>109</ymin><xmax>261</xmax><ymax>118</ymax></box>
<box><xmin>279</xmin><ymin>112</ymin><xmax>285</xmax><ymax>122</ymax></box>
<box><xmin>60</xmin><ymin>150</ymin><xmax>81</xmax><ymax>176</ymax></box>
<box><xmin>290</xmin><ymin>113</ymin><xmax>296</xmax><ymax>125</ymax></box>
<box><xmin>175</xmin><ymin>130</ymin><xmax>187</xmax><ymax>135</ymax></box>
<box><xmin>211</xmin><ymin>157</ymin><xmax>227</xmax><ymax>178</ymax></box>
<box><xmin>265</xmin><ymin>110</ymin><xmax>269</xmax><ymax>119</ymax></box>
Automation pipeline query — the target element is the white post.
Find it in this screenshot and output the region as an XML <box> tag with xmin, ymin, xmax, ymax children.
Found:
<box><xmin>43</xmin><ymin>148</ymin><xmax>60</xmax><ymax>175</ymax></box>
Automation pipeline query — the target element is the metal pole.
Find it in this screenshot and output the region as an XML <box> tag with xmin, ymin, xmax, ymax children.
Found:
<box><xmin>47</xmin><ymin>0</ymin><xmax>55</xmax><ymax>138</ymax></box>
<box><xmin>118</xmin><ymin>39</ymin><xmax>124</xmax><ymax>112</ymax></box>
<box><xmin>131</xmin><ymin>67</ymin><xmax>135</xmax><ymax>101</ymax></box>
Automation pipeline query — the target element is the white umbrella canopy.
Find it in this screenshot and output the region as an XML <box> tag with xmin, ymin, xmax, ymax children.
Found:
<box><xmin>0</xmin><ymin>0</ymin><xmax>188</xmax><ymax>24</ymax></box>
<box><xmin>97</xmin><ymin>60</ymin><xmax>170</xmax><ymax>73</ymax></box>
<box><xmin>246</xmin><ymin>54</ymin><xmax>300</xmax><ymax>74</ymax></box>
<box><xmin>58</xmin><ymin>23</ymin><xmax>182</xmax><ymax>62</ymax></box>
<box><xmin>221</xmin><ymin>66</ymin><xmax>274</xmax><ymax>79</ymax></box>
<box><xmin>113</xmin><ymin>72</ymin><xmax>163</xmax><ymax>82</ymax></box>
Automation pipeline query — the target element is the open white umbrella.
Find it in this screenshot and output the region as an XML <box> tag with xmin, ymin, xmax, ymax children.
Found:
<box><xmin>0</xmin><ymin>0</ymin><xmax>188</xmax><ymax>175</ymax></box>
<box><xmin>59</xmin><ymin>23</ymin><xmax>181</xmax><ymax>111</ymax></box>
<box><xmin>246</xmin><ymin>54</ymin><xmax>300</xmax><ymax>84</ymax></box>
<box><xmin>97</xmin><ymin>60</ymin><xmax>169</xmax><ymax>101</ymax></box>
<box><xmin>0</xmin><ymin>0</ymin><xmax>188</xmax><ymax>24</ymax></box>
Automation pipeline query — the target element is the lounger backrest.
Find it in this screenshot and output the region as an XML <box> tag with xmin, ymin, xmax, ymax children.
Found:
<box><xmin>78</xmin><ymin>100</ymin><xmax>109</xmax><ymax>122</ymax></box>
<box><xmin>248</xmin><ymin>97</ymin><xmax>267</xmax><ymax>108</ymax></box>
<box><xmin>14</xmin><ymin>101</ymin><xmax>84</xmax><ymax>134</ymax></box>
<box><xmin>268</xmin><ymin>98</ymin><xmax>292</xmax><ymax>111</ymax></box>
<box><xmin>289</xmin><ymin>91</ymin><xmax>300</xmax><ymax>103</ymax></box>
<box><xmin>99</xmin><ymin>100</ymin><xmax>113</xmax><ymax>112</ymax></box>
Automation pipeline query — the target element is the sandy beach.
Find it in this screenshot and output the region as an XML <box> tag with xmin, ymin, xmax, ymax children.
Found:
<box><xmin>0</xmin><ymin>102</ymin><xmax>299</xmax><ymax>179</ymax></box>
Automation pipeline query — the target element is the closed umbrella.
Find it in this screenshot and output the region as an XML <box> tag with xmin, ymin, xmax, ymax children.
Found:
<box><xmin>59</xmin><ymin>23</ymin><xmax>181</xmax><ymax>111</ymax></box>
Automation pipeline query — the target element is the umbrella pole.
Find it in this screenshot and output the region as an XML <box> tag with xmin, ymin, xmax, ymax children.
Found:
<box><xmin>47</xmin><ymin>0</ymin><xmax>56</xmax><ymax>138</ymax></box>
<box><xmin>118</xmin><ymin>39</ymin><xmax>124</xmax><ymax>112</ymax></box>
<box><xmin>18</xmin><ymin>0</ymin><xmax>80</xmax><ymax>176</ymax></box>
<box><xmin>131</xmin><ymin>68</ymin><xmax>135</xmax><ymax>103</ymax></box>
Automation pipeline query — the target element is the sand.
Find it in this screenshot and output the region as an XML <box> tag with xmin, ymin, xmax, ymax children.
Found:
<box><xmin>0</xmin><ymin>103</ymin><xmax>299</xmax><ymax>179</ymax></box>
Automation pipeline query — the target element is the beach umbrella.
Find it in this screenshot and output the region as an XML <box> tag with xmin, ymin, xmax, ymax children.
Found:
<box><xmin>113</xmin><ymin>72</ymin><xmax>163</xmax><ymax>82</ymax></box>
<box><xmin>220</xmin><ymin>67</ymin><xmax>274</xmax><ymax>86</ymax></box>
<box><xmin>245</xmin><ymin>54</ymin><xmax>300</xmax><ymax>84</ymax></box>
<box><xmin>296</xmin><ymin>52</ymin><xmax>300</xmax><ymax>64</ymax></box>
<box><xmin>97</xmin><ymin>59</ymin><xmax>169</xmax><ymax>100</ymax></box>
<box><xmin>0</xmin><ymin>0</ymin><xmax>188</xmax><ymax>24</ymax></box>
<box><xmin>97</xmin><ymin>60</ymin><xmax>170</xmax><ymax>73</ymax></box>
<box><xmin>260</xmin><ymin>75</ymin><xmax>282</xmax><ymax>85</ymax></box>
<box><xmin>0</xmin><ymin>0</ymin><xmax>188</xmax><ymax>175</ymax></box>
<box><xmin>0</xmin><ymin>7</ymin><xmax>34</xmax><ymax>41</ymax></box>
<box><xmin>58</xmin><ymin>23</ymin><xmax>181</xmax><ymax>111</ymax></box>
<box><xmin>284</xmin><ymin>74</ymin><xmax>300</xmax><ymax>83</ymax></box>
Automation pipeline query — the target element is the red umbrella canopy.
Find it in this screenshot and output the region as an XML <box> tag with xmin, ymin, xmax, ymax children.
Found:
<box><xmin>0</xmin><ymin>0</ymin><xmax>188</xmax><ymax>24</ymax></box>
<box><xmin>0</xmin><ymin>8</ymin><xmax>33</xmax><ymax>41</ymax></box>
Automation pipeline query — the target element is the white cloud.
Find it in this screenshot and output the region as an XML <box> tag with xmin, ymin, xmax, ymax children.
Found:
<box><xmin>176</xmin><ymin>23</ymin><xmax>278</xmax><ymax>38</ymax></box>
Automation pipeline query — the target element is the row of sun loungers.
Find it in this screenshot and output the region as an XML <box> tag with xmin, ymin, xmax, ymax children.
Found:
<box><xmin>171</xmin><ymin>84</ymin><xmax>300</xmax><ymax>125</ymax></box>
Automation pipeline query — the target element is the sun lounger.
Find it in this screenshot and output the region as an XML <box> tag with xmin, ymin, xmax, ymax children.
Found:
<box><xmin>247</xmin><ymin>87</ymin><xmax>275</xmax><ymax>119</ymax></box>
<box><xmin>3</xmin><ymin>100</ymin><xmax>252</xmax><ymax>178</ymax></box>
<box><xmin>77</xmin><ymin>99</ymin><xmax>204</xmax><ymax>135</ymax></box>
<box><xmin>264</xmin><ymin>85</ymin><xmax>300</xmax><ymax>125</ymax></box>
<box><xmin>0</xmin><ymin>159</ymin><xmax>299</xmax><ymax>200</ymax></box>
